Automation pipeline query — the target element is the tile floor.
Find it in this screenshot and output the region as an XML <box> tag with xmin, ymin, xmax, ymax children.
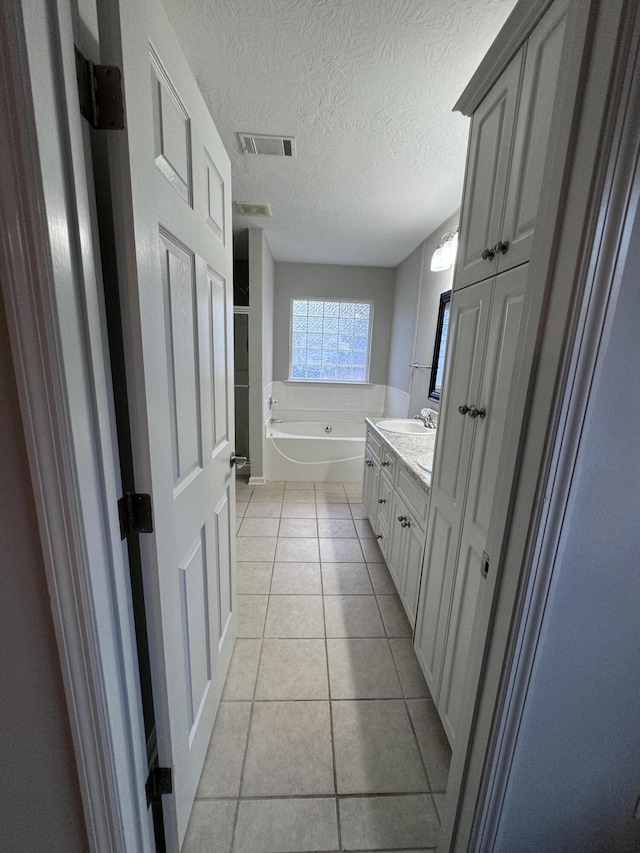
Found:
<box><xmin>183</xmin><ymin>480</ymin><xmax>451</xmax><ymax>853</ymax></box>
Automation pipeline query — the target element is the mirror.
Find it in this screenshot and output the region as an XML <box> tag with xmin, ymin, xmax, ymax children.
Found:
<box><xmin>428</xmin><ymin>290</ymin><xmax>451</xmax><ymax>402</ymax></box>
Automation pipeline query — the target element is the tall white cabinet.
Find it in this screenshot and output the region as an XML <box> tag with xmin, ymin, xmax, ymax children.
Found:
<box><xmin>414</xmin><ymin>0</ymin><xmax>567</xmax><ymax>746</ymax></box>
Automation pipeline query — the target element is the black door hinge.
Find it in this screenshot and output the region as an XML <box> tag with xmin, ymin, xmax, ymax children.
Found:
<box><xmin>118</xmin><ymin>492</ymin><xmax>154</xmax><ymax>540</ymax></box>
<box><xmin>75</xmin><ymin>46</ymin><xmax>124</xmax><ymax>130</ymax></box>
<box><xmin>145</xmin><ymin>766</ymin><xmax>172</xmax><ymax>807</ymax></box>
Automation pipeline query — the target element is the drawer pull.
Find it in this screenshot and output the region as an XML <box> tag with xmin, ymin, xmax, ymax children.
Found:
<box><xmin>365</xmin><ymin>459</ymin><xmax>373</xmax><ymax>467</ymax></box>
<box><xmin>397</xmin><ymin>515</ymin><xmax>407</xmax><ymax>523</ymax></box>
<box><xmin>468</xmin><ymin>406</ymin><xmax>486</xmax><ymax>419</ymax></box>
<box><xmin>382</xmin><ymin>460</ymin><xmax>390</xmax><ymax>467</ymax></box>
<box><xmin>458</xmin><ymin>404</ymin><xmax>469</xmax><ymax>415</ymax></box>
<box><xmin>481</xmin><ymin>247</ymin><xmax>495</xmax><ymax>261</ymax></box>
<box><xmin>401</xmin><ymin>519</ymin><xmax>411</xmax><ymax>528</ymax></box>
<box><xmin>378</xmin><ymin>498</ymin><xmax>386</xmax><ymax>504</ymax></box>
<box><xmin>376</xmin><ymin>534</ymin><xmax>383</xmax><ymax>540</ymax></box>
<box><xmin>494</xmin><ymin>240</ymin><xmax>509</xmax><ymax>255</ymax></box>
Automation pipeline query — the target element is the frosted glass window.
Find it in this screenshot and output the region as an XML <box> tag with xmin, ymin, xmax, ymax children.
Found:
<box><xmin>289</xmin><ymin>299</ymin><xmax>373</xmax><ymax>382</ymax></box>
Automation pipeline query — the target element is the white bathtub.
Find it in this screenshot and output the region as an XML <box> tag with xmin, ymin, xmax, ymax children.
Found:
<box><xmin>264</xmin><ymin>420</ymin><xmax>366</xmax><ymax>482</ymax></box>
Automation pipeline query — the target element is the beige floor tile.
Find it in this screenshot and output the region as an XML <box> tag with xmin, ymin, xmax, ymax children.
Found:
<box><xmin>196</xmin><ymin>702</ymin><xmax>251</xmax><ymax>798</ymax></box>
<box><xmin>249</xmin><ymin>490</ymin><xmax>284</xmax><ymax>503</ymax></box>
<box><xmin>281</xmin><ymin>502</ymin><xmax>318</xmax><ymax>518</ymax></box>
<box><xmin>277</xmin><ymin>517</ymin><xmax>318</xmax><ymax>537</ymax></box>
<box><xmin>236</xmin><ymin>562</ymin><xmax>273</xmax><ymax>595</ymax></box>
<box><xmin>360</xmin><ymin>537</ymin><xmax>385</xmax><ymax>562</ymax></box>
<box><xmin>242</xmin><ymin>701</ymin><xmax>334</xmax><ymax>796</ymax></box>
<box><xmin>234</xmin><ymin>798</ymin><xmax>339</xmax><ymax>853</ymax></box>
<box><xmin>244</xmin><ymin>501</ymin><xmax>283</xmax><ymax>518</ymax></box>
<box><xmin>236</xmin><ymin>501</ymin><xmax>248</xmax><ymax>517</ymax></box>
<box><xmin>237</xmin><ymin>595</ymin><xmax>268</xmax><ymax>638</ymax></box>
<box><xmin>282</xmin><ymin>490</ymin><xmax>316</xmax><ymax>503</ymax></box>
<box><xmin>271</xmin><ymin>562</ymin><xmax>322</xmax><ymax>595</ymax></box>
<box><xmin>332</xmin><ymin>700</ymin><xmax>428</xmax><ymax>794</ymax></box>
<box><xmin>255</xmin><ymin>639</ymin><xmax>328</xmax><ymax>700</ymax></box>
<box><xmin>321</xmin><ymin>563</ymin><xmax>373</xmax><ymax>595</ymax></box>
<box><xmin>316</xmin><ymin>503</ymin><xmax>352</xmax><ymax>519</ymax></box>
<box><xmin>389</xmin><ymin>638</ymin><xmax>431</xmax><ymax>698</ymax></box>
<box><xmin>275</xmin><ymin>537</ymin><xmax>320</xmax><ymax>562</ymax></box>
<box><xmin>285</xmin><ymin>480</ymin><xmax>315</xmax><ymax>489</ymax></box>
<box><xmin>222</xmin><ymin>639</ymin><xmax>261</xmax><ymax>700</ymax></box>
<box><xmin>238</xmin><ymin>517</ymin><xmax>280</xmax><ymax>538</ymax></box>
<box><xmin>237</xmin><ymin>537</ymin><xmax>277</xmax><ymax>562</ymax></box>
<box><xmin>354</xmin><ymin>518</ymin><xmax>375</xmax><ymax>538</ymax></box>
<box><xmin>348</xmin><ymin>502</ymin><xmax>368</xmax><ymax>519</ymax></box>
<box><xmin>317</xmin><ymin>518</ymin><xmax>357</xmax><ymax>538</ymax></box>
<box><xmin>339</xmin><ymin>794</ymin><xmax>439</xmax><ymax>850</ymax></box>
<box><xmin>367</xmin><ymin>562</ymin><xmax>397</xmax><ymax>595</ymax></box>
<box><xmin>327</xmin><ymin>639</ymin><xmax>402</xmax><ymax>699</ymax></box>
<box><xmin>264</xmin><ymin>595</ymin><xmax>325</xmax><ymax>638</ymax></box>
<box><xmin>324</xmin><ymin>595</ymin><xmax>385</xmax><ymax>638</ymax></box>
<box><xmin>316</xmin><ymin>493</ymin><xmax>348</xmax><ymax>503</ymax></box>
<box><xmin>377</xmin><ymin>595</ymin><xmax>413</xmax><ymax>637</ymax></box>
<box><xmin>319</xmin><ymin>537</ymin><xmax>364</xmax><ymax>562</ymax></box>
<box><xmin>182</xmin><ymin>799</ymin><xmax>235</xmax><ymax>853</ymax></box>
<box><xmin>406</xmin><ymin>699</ymin><xmax>452</xmax><ymax>793</ymax></box>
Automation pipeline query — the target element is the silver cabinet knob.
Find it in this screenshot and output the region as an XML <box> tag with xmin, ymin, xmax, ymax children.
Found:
<box><xmin>378</xmin><ymin>498</ymin><xmax>386</xmax><ymax>504</ymax></box>
<box><xmin>481</xmin><ymin>247</ymin><xmax>495</xmax><ymax>261</ymax></box>
<box><xmin>397</xmin><ymin>515</ymin><xmax>407</xmax><ymax>523</ymax></box>
<box><xmin>494</xmin><ymin>240</ymin><xmax>509</xmax><ymax>255</ymax></box>
<box><xmin>382</xmin><ymin>461</ymin><xmax>389</xmax><ymax>467</ymax></box>
<box><xmin>401</xmin><ymin>519</ymin><xmax>411</xmax><ymax>528</ymax></box>
<box><xmin>468</xmin><ymin>406</ymin><xmax>486</xmax><ymax>419</ymax></box>
<box><xmin>459</xmin><ymin>404</ymin><xmax>469</xmax><ymax>415</ymax></box>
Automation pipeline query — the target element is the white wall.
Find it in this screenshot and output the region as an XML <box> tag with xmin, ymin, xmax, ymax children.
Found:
<box><xmin>0</xmin><ymin>289</ymin><xmax>88</xmax><ymax>851</ymax></box>
<box><xmin>386</xmin><ymin>211</ymin><xmax>458</xmax><ymax>417</ymax></box>
<box><xmin>494</xmin><ymin>203</ymin><xmax>640</xmax><ymax>851</ymax></box>
<box><xmin>248</xmin><ymin>229</ymin><xmax>275</xmax><ymax>481</ymax></box>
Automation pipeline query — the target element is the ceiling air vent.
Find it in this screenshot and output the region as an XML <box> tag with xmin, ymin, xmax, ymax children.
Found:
<box><xmin>238</xmin><ymin>133</ymin><xmax>296</xmax><ymax>157</ymax></box>
<box><xmin>235</xmin><ymin>201</ymin><xmax>271</xmax><ymax>217</ymax></box>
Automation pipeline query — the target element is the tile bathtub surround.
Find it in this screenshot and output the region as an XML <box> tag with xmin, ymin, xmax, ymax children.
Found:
<box><xmin>184</xmin><ymin>480</ymin><xmax>451</xmax><ymax>853</ymax></box>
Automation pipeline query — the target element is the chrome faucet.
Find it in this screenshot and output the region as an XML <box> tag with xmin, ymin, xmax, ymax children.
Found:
<box><xmin>414</xmin><ymin>412</ymin><xmax>436</xmax><ymax>429</ymax></box>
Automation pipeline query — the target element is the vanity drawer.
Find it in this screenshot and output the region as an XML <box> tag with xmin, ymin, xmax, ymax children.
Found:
<box><xmin>380</xmin><ymin>446</ymin><xmax>397</xmax><ymax>477</ymax></box>
<box><xmin>396</xmin><ymin>467</ymin><xmax>429</xmax><ymax>527</ymax></box>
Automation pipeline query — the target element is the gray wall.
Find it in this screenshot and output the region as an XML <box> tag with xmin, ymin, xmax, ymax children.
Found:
<box><xmin>273</xmin><ymin>262</ymin><xmax>395</xmax><ymax>384</ymax></box>
<box><xmin>0</xmin><ymin>289</ymin><xmax>88</xmax><ymax>851</ymax></box>
<box><xmin>387</xmin><ymin>210</ymin><xmax>458</xmax><ymax>408</ymax></box>
<box><xmin>248</xmin><ymin>229</ymin><xmax>274</xmax><ymax>479</ymax></box>
<box><xmin>494</xmin><ymin>204</ymin><xmax>640</xmax><ymax>851</ymax></box>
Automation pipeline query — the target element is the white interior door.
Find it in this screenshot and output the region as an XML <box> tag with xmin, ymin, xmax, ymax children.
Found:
<box><xmin>98</xmin><ymin>0</ymin><xmax>236</xmax><ymax>846</ymax></box>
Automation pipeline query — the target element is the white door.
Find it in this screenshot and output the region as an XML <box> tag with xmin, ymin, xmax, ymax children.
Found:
<box><xmin>438</xmin><ymin>264</ymin><xmax>526</xmax><ymax>745</ymax></box>
<box><xmin>455</xmin><ymin>48</ymin><xmax>523</xmax><ymax>291</ymax></box>
<box><xmin>413</xmin><ymin>278</ymin><xmax>493</xmax><ymax>698</ymax></box>
<box><xmin>98</xmin><ymin>0</ymin><xmax>236</xmax><ymax>846</ymax></box>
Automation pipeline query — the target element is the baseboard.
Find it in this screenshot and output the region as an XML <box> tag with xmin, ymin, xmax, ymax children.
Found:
<box><xmin>248</xmin><ymin>476</ymin><xmax>266</xmax><ymax>485</ymax></box>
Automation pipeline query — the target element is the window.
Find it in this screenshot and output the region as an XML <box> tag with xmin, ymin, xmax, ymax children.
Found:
<box><xmin>428</xmin><ymin>290</ymin><xmax>451</xmax><ymax>402</ymax></box>
<box><xmin>289</xmin><ymin>298</ymin><xmax>373</xmax><ymax>382</ymax></box>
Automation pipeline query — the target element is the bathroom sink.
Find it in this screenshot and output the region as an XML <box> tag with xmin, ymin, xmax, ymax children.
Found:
<box><xmin>376</xmin><ymin>419</ymin><xmax>431</xmax><ymax>435</ymax></box>
<box><xmin>416</xmin><ymin>454</ymin><xmax>433</xmax><ymax>473</ymax></box>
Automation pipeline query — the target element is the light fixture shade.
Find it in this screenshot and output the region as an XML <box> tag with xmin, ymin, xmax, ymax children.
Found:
<box><xmin>431</xmin><ymin>229</ymin><xmax>459</xmax><ymax>272</ymax></box>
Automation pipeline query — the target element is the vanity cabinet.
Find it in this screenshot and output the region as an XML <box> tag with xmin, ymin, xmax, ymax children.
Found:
<box><xmin>363</xmin><ymin>426</ymin><xmax>430</xmax><ymax>623</ymax></box>
<box><xmin>455</xmin><ymin>0</ymin><xmax>568</xmax><ymax>291</ymax></box>
<box><xmin>414</xmin><ymin>263</ymin><xmax>527</xmax><ymax>745</ymax></box>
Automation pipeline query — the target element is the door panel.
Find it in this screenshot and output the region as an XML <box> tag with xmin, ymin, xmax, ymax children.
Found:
<box><xmin>455</xmin><ymin>48</ymin><xmax>523</xmax><ymax>290</ymax></box>
<box><xmin>499</xmin><ymin>0</ymin><xmax>567</xmax><ymax>272</ymax></box>
<box><xmin>99</xmin><ymin>0</ymin><xmax>235</xmax><ymax>845</ymax></box>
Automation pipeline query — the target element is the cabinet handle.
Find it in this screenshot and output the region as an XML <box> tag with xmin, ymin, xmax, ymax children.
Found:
<box><xmin>468</xmin><ymin>406</ymin><xmax>486</xmax><ymax>419</ymax></box>
<box><xmin>376</xmin><ymin>534</ymin><xmax>383</xmax><ymax>540</ymax></box>
<box><xmin>458</xmin><ymin>404</ymin><xmax>469</xmax><ymax>415</ymax></box>
<box><xmin>494</xmin><ymin>240</ymin><xmax>509</xmax><ymax>255</ymax></box>
<box><xmin>397</xmin><ymin>515</ymin><xmax>407</xmax><ymax>523</ymax></box>
<box><xmin>382</xmin><ymin>461</ymin><xmax>390</xmax><ymax>467</ymax></box>
<box><xmin>401</xmin><ymin>519</ymin><xmax>411</xmax><ymax>528</ymax></box>
<box><xmin>365</xmin><ymin>459</ymin><xmax>373</xmax><ymax>467</ymax></box>
<box><xmin>378</xmin><ymin>498</ymin><xmax>386</xmax><ymax>504</ymax></box>
<box><xmin>481</xmin><ymin>247</ymin><xmax>495</xmax><ymax>261</ymax></box>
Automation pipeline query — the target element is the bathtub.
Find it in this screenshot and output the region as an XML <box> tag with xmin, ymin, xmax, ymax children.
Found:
<box><xmin>264</xmin><ymin>420</ymin><xmax>366</xmax><ymax>482</ymax></box>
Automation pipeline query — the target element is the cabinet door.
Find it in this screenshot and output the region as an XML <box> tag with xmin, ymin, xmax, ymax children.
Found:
<box><xmin>438</xmin><ymin>264</ymin><xmax>527</xmax><ymax>746</ymax></box>
<box><xmin>413</xmin><ymin>279</ymin><xmax>493</xmax><ymax>701</ymax></box>
<box><xmin>499</xmin><ymin>0</ymin><xmax>568</xmax><ymax>274</ymax></box>
<box><xmin>455</xmin><ymin>48</ymin><xmax>523</xmax><ymax>291</ymax></box>
<box><xmin>401</xmin><ymin>513</ymin><xmax>426</xmax><ymax>626</ymax></box>
<box><xmin>362</xmin><ymin>443</ymin><xmax>379</xmax><ymax>525</ymax></box>
<box><xmin>387</xmin><ymin>490</ymin><xmax>407</xmax><ymax>591</ymax></box>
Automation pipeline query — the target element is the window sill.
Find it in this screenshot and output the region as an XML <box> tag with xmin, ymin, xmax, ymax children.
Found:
<box><xmin>284</xmin><ymin>380</ymin><xmax>374</xmax><ymax>387</ymax></box>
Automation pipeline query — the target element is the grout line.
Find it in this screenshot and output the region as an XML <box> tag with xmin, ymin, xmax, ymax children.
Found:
<box><xmin>197</xmin><ymin>791</ymin><xmax>433</xmax><ymax>802</ymax></box>
<box><xmin>321</xmin><ymin>558</ymin><xmax>342</xmax><ymax>851</ymax></box>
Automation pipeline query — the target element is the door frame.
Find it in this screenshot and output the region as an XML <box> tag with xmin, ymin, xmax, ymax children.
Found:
<box><xmin>0</xmin><ymin>1</ymin><xmax>150</xmax><ymax>850</ymax></box>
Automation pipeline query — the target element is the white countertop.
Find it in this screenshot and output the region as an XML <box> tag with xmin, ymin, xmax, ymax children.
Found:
<box><xmin>365</xmin><ymin>418</ymin><xmax>436</xmax><ymax>491</ymax></box>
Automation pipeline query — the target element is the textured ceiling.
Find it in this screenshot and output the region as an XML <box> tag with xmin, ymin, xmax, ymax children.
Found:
<box><xmin>161</xmin><ymin>0</ymin><xmax>517</xmax><ymax>267</ymax></box>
